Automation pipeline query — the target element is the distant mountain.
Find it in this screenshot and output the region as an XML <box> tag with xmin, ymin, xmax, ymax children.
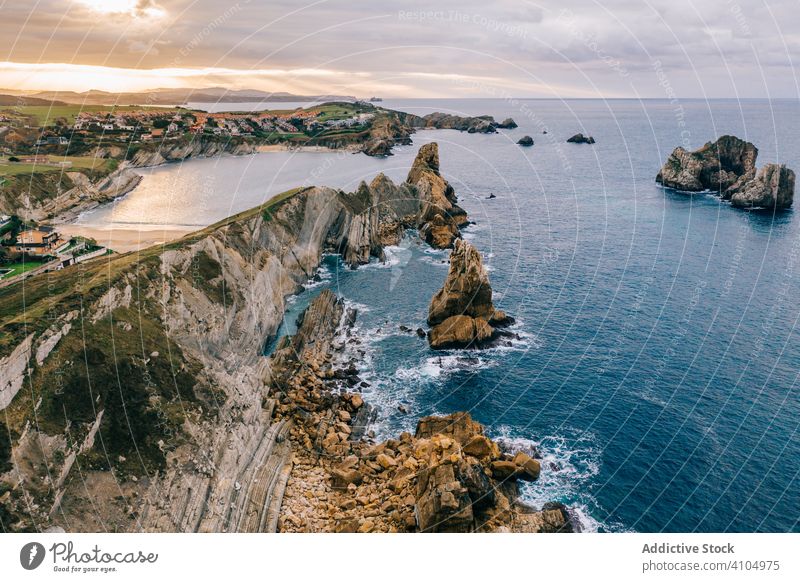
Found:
<box><xmin>2</xmin><ymin>87</ymin><xmax>358</xmax><ymax>106</ymax></box>
<box><xmin>0</xmin><ymin>93</ymin><xmax>67</xmax><ymax>106</ymax></box>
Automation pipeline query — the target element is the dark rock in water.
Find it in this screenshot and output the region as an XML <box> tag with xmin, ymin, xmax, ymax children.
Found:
<box><xmin>363</xmin><ymin>138</ymin><xmax>394</xmax><ymax>157</ymax></box>
<box><xmin>542</xmin><ymin>130</ymin><xmax>548</xmax><ymax>134</ymax></box>
<box><xmin>656</xmin><ymin>135</ymin><xmax>795</xmax><ymax>209</ymax></box>
<box><xmin>495</xmin><ymin>117</ymin><xmax>518</xmax><ymax>129</ymax></box>
<box><xmin>399</xmin><ymin>324</ymin><xmax>411</xmax><ymax>333</ymax></box>
<box><xmin>541</xmin><ymin>502</ymin><xmax>576</xmax><ymax>533</ymax></box>
<box><xmin>397</xmin><ymin>404</ymin><xmax>409</xmax><ymax>414</ymax></box>
<box><xmin>415</xmin><ymin>327</ymin><xmax>426</xmax><ymax>338</ymax></box>
<box><xmin>487</xmin><ymin>193</ymin><xmax>496</xmax><ymax>199</ymax></box>
<box><xmin>567</xmin><ymin>133</ymin><xmax>595</xmax><ymax>144</ymax></box>
<box><xmin>517</xmin><ymin>135</ymin><xmax>534</xmax><ymax>146</ymax></box>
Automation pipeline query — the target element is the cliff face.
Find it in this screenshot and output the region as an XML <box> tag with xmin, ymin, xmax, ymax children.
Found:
<box><xmin>0</xmin><ymin>143</ymin><xmax>488</xmax><ymax>532</ymax></box>
<box><xmin>656</xmin><ymin>135</ymin><xmax>794</xmax><ymax>209</ymax></box>
<box><xmin>0</xmin><ymin>142</ymin><xmax>564</xmax><ymax>534</ymax></box>
<box><xmin>128</xmin><ymin>138</ymin><xmax>259</xmax><ymax>168</ymax></box>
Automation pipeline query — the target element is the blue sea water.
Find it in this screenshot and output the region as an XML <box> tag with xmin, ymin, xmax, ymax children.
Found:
<box><xmin>78</xmin><ymin>99</ymin><xmax>800</xmax><ymax>532</ymax></box>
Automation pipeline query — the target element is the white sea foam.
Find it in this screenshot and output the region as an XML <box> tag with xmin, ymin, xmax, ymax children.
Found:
<box><xmin>490</xmin><ymin>426</ymin><xmax>616</xmax><ymax>533</ymax></box>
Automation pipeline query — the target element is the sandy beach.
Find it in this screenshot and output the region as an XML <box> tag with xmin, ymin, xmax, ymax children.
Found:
<box><xmin>58</xmin><ymin>223</ymin><xmax>198</xmax><ymax>253</ymax></box>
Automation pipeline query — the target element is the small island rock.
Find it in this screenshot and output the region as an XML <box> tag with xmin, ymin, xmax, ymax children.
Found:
<box><xmin>567</xmin><ymin>133</ymin><xmax>595</xmax><ymax>144</ymax></box>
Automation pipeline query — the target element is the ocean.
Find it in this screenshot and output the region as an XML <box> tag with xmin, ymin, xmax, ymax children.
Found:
<box><xmin>72</xmin><ymin>99</ymin><xmax>800</xmax><ymax>532</ymax></box>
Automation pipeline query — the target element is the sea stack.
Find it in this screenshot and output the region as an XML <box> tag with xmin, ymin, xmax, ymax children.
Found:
<box><xmin>427</xmin><ymin>239</ymin><xmax>512</xmax><ymax>349</ymax></box>
<box><xmin>656</xmin><ymin>135</ymin><xmax>795</xmax><ymax>209</ymax></box>
<box><xmin>406</xmin><ymin>142</ymin><xmax>468</xmax><ymax>249</ymax></box>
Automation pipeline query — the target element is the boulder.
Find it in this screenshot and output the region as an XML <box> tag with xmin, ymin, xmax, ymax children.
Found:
<box><xmin>331</xmin><ymin>467</ymin><xmax>363</xmax><ymax>489</ymax></box>
<box><xmin>429</xmin><ymin>315</ymin><xmax>493</xmax><ymax>349</ymax></box>
<box><xmin>415</xmin><ymin>462</ymin><xmax>473</xmax><ymax>532</ymax></box>
<box><xmin>490</xmin><ymin>460</ymin><xmax>519</xmax><ymax>480</ymax></box>
<box><xmin>512</xmin><ymin>452</ymin><xmax>541</xmax><ymax>481</ymax></box>
<box><xmin>415</xmin><ymin>412</ymin><xmax>484</xmax><ymax>445</ymax></box>
<box><xmin>517</xmin><ymin>135</ymin><xmax>534</xmax><ymax>146</ymax></box>
<box><xmin>567</xmin><ymin>133</ymin><xmax>595</xmax><ymax>144</ymax></box>
<box><xmin>462</xmin><ymin>434</ymin><xmax>499</xmax><ymax>459</ymax></box>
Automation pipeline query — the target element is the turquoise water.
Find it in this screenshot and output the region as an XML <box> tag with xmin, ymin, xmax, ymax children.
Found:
<box><xmin>79</xmin><ymin>99</ymin><xmax>800</xmax><ymax>532</ymax></box>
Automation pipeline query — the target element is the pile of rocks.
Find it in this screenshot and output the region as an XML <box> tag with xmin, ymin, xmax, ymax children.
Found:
<box><xmin>268</xmin><ymin>291</ymin><xmax>570</xmax><ymax>533</ymax></box>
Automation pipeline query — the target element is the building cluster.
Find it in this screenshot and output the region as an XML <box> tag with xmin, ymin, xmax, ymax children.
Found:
<box><xmin>1</xmin><ymin>220</ymin><xmax>108</xmax><ymax>280</ymax></box>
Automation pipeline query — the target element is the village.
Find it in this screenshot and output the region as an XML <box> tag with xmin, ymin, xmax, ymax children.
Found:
<box><xmin>0</xmin><ymin>214</ymin><xmax>108</xmax><ymax>285</ymax></box>
<box><xmin>0</xmin><ymin>102</ymin><xmax>377</xmax><ymax>154</ymax></box>
<box><xmin>0</xmin><ymin>102</ymin><xmax>379</xmax><ymax>283</ymax></box>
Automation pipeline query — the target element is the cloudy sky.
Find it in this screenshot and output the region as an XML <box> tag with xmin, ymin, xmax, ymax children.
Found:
<box><xmin>0</xmin><ymin>0</ymin><xmax>798</xmax><ymax>98</ymax></box>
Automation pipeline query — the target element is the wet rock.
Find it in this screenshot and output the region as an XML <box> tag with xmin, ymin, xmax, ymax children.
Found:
<box><xmin>567</xmin><ymin>133</ymin><xmax>595</xmax><ymax>144</ymax></box>
<box><xmin>517</xmin><ymin>135</ymin><xmax>534</xmax><ymax>146</ymax></box>
<box><xmin>496</xmin><ymin>118</ymin><xmax>518</xmax><ymax>129</ymax></box>
<box><xmin>512</xmin><ymin>452</ymin><xmax>541</xmax><ymax>482</ymax></box>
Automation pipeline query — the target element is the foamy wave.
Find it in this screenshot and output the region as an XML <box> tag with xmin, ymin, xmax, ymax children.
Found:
<box><xmin>490</xmin><ymin>427</ymin><xmax>616</xmax><ymax>533</ymax></box>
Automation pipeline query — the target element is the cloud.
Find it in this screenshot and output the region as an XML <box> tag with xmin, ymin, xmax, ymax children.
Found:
<box><xmin>0</xmin><ymin>0</ymin><xmax>798</xmax><ymax>97</ymax></box>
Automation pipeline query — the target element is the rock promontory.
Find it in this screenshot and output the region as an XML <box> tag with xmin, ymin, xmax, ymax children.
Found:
<box><xmin>427</xmin><ymin>239</ymin><xmax>512</xmax><ymax>349</ymax></box>
<box><xmin>656</xmin><ymin>135</ymin><xmax>795</xmax><ymax>209</ymax></box>
<box><xmin>406</xmin><ymin>143</ymin><xmax>468</xmax><ymax>249</ymax></box>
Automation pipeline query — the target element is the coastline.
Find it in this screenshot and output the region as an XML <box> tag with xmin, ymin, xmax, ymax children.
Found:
<box><xmin>0</xmin><ymin>143</ymin><xmax>573</xmax><ymax>533</ymax></box>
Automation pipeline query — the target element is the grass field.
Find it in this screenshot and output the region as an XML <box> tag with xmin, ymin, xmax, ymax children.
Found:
<box><xmin>0</xmin><ymin>155</ymin><xmax>116</xmax><ymax>177</ymax></box>
<box><xmin>2</xmin><ymin>104</ymin><xmax>178</xmax><ymax>125</ymax></box>
<box><xmin>0</xmin><ymin>261</ymin><xmax>41</xmax><ymax>279</ymax></box>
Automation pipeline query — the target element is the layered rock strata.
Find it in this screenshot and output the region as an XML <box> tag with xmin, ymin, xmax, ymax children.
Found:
<box><xmin>0</xmin><ymin>143</ymin><xmax>564</xmax><ymax>534</ymax></box>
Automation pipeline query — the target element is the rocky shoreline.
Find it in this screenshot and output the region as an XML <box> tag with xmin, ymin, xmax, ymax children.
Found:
<box><xmin>268</xmin><ymin>290</ymin><xmax>572</xmax><ymax>532</ymax></box>
<box><xmin>0</xmin><ymin>142</ymin><xmax>573</xmax><ymax>534</ymax></box>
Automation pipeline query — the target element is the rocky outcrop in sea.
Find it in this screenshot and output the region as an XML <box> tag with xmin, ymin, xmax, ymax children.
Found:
<box><xmin>656</xmin><ymin>135</ymin><xmax>795</xmax><ymax>210</ymax></box>
<box><xmin>406</xmin><ymin>142</ymin><xmax>469</xmax><ymax>249</ymax></box>
<box><xmin>517</xmin><ymin>136</ymin><xmax>534</xmax><ymax>146</ymax></box>
<box><xmin>427</xmin><ymin>239</ymin><xmax>512</xmax><ymax>349</ymax></box>
<box><xmin>567</xmin><ymin>133</ymin><xmax>595</xmax><ymax>144</ymax></box>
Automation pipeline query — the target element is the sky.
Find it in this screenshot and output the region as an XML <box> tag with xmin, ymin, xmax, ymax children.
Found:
<box><xmin>0</xmin><ymin>0</ymin><xmax>798</xmax><ymax>98</ymax></box>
